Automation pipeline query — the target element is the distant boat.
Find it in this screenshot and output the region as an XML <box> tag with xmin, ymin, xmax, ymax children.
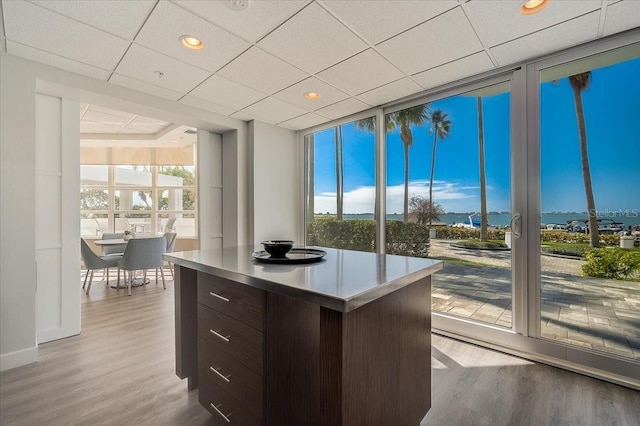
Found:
<box><xmin>451</xmin><ymin>213</ymin><xmax>490</xmax><ymax>229</ymax></box>
<box><xmin>565</xmin><ymin>218</ymin><xmax>625</xmax><ymax>234</ymax></box>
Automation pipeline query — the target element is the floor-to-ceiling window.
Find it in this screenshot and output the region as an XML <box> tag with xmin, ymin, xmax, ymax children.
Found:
<box><xmin>80</xmin><ymin>147</ymin><xmax>197</xmax><ymax>238</ymax></box>
<box><xmin>306</xmin><ymin>115</ymin><xmax>377</xmax><ymax>252</ymax></box>
<box><xmin>384</xmin><ymin>82</ymin><xmax>513</xmax><ymax>328</ymax></box>
<box><xmin>303</xmin><ymin>36</ymin><xmax>640</xmax><ymax>385</ymax></box>
<box><xmin>538</xmin><ymin>46</ymin><xmax>640</xmax><ymax>359</ymax></box>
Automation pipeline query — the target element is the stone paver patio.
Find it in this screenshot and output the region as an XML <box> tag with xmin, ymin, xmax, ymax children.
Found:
<box><xmin>429</xmin><ymin>240</ymin><xmax>640</xmax><ymax>360</ymax></box>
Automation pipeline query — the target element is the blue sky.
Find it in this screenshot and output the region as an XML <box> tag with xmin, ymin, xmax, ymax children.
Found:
<box><xmin>313</xmin><ymin>56</ymin><xmax>640</xmax><ymax>215</ymax></box>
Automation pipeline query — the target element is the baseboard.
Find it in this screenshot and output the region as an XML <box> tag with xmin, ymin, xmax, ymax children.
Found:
<box><xmin>0</xmin><ymin>346</ymin><xmax>38</xmax><ymax>372</ymax></box>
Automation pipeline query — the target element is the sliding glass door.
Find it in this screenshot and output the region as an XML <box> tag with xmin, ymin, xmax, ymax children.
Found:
<box><xmin>302</xmin><ymin>35</ymin><xmax>640</xmax><ymax>385</ymax></box>
<box><xmin>538</xmin><ymin>44</ymin><xmax>640</xmax><ymax>360</ymax></box>
<box><xmin>385</xmin><ymin>80</ymin><xmax>515</xmax><ymax>329</ymax></box>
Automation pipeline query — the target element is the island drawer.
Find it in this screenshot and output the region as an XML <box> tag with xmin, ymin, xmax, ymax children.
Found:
<box><xmin>199</xmin><ymin>378</ymin><xmax>262</xmax><ymax>426</ymax></box>
<box><xmin>198</xmin><ymin>304</ymin><xmax>264</xmax><ymax>375</ymax></box>
<box><xmin>198</xmin><ymin>272</ymin><xmax>265</xmax><ymax>331</ymax></box>
<box><xmin>199</xmin><ymin>338</ymin><xmax>263</xmax><ymax>417</ymax></box>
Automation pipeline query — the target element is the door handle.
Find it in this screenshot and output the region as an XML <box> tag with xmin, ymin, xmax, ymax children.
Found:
<box><xmin>510</xmin><ymin>214</ymin><xmax>521</xmax><ymax>237</ymax></box>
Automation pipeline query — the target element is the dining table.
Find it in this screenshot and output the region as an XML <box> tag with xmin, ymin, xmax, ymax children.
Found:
<box><xmin>94</xmin><ymin>238</ymin><xmax>128</xmax><ymax>247</ymax></box>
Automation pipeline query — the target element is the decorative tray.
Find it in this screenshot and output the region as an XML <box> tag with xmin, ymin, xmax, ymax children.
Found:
<box><xmin>252</xmin><ymin>248</ymin><xmax>327</xmax><ymax>264</ymax></box>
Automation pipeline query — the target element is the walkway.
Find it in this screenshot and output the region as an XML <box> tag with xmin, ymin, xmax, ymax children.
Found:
<box><xmin>429</xmin><ymin>240</ymin><xmax>640</xmax><ymax>360</ymax></box>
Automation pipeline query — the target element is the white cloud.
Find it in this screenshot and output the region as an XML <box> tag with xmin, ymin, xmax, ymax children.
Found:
<box><xmin>313</xmin><ymin>179</ymin><xmax>480</xmax><ymax>214</ymax></box>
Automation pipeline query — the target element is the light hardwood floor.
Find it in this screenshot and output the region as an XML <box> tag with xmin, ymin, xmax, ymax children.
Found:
<box><xmin>1</xmin><ymin>274</ymin><xmax>638</xmax><ymax>426</ymax></box>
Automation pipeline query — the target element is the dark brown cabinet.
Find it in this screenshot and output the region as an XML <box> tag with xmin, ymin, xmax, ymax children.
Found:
<box><xmin>197</xmin><ymin>273</ymin><xmax>265</xmax><ymax>424</ymax></box>
<box><xmin>171</xmin><ymin>247</ymin><xmax>439</xmax><ymax>426</ymax></box>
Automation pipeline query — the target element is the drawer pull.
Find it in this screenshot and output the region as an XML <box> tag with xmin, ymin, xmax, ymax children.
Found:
<box><xmin>210</xmin><ymin>403</ymin><xmax>232</xmax><ymax>423</ymax></box>
<box><xmin>210</xmin><ymin>366</ymin><xmax>231</xmax><ymax>383</ymax></box>
<box><xmin>210</xmin><ymin>329</ymin><xmax>230</xmax><ymax>342</ymax></box>
<box><xmin>210</xmin><ymin>291</ymin><xmax>230</xmax><ymax>302</ymax></box>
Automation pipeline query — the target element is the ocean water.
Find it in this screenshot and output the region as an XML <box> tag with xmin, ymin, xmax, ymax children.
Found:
<box><xmin>329</xmin><ymin>212</ymin><xmax>640</xmax><ymax>229</ymax></box>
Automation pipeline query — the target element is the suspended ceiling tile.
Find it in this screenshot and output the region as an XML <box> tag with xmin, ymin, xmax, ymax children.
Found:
<box><xmin>463</xmin><ymin>0</ymin><xmax>602</xmax><ymax>48</ymax></box>
<box><xmin>217</xmin><ymin>47</ymin><xmax>308</xmax><ymax>94</ymax></box>
<box><xmin>2</xmin><ymin>1</ymin><xmax>130</xmax><ymax>71</ymax></box>
<box><xmin>188</xmin><ymin>75</ymin><xmax>267</xmax><ymax>111</ymax></box>
<box><xmin>319</xmin><ymin>0</ymin><xmax>458</xmax><ymax>45</ymax></box>
<box><xmin>238</xmin><ymin>97</ymin><xmax>309</xmax><ymax>124</ymax></box>
<box><xmin>126</xmin><ymin>121</ymin><xmax>168</xmax><ymax>133</ymax></box>
<box><xmin>257</xmin><ymin>2</ymin><xmax>367</xmax><ymax>74</ymax></box>
<box><xmin>603</xmin><ymin>1</ymin><xmax>640</xmax><ymax>36</ymax></box>
<box><xmin>412</xmin><ymin>52</ymin><xmax>495</xmax><ymax>90</ymax></box>
<box><xmin>80</xmin><ymin>121</ymin><xmax>125</xmax><ymax>134</ymax></box>
<box><xmin>356</xmin><ymin>77</ymin><xmax>424</xmax><ymax>107</ymax></box>
<box><xmin>114</xmin><ymin>44</ymin><xmax>210</xmax><ymax>94</ymax></box>
<box><xmin>31</xmin><ymin>0</ymin><xmax>155</xmax><ymax>40</ymax></box>
<box><xmin>6</xmin><ymin>41</ymin><xmax>111</xmax><ymax>80</ymax></box>
<box><xmin>316</xmin><ymin>49</ymin><xmax>404</xmax><ymax>96</ymax></box>
<box><xmin>176</xmin><ymin>0</ymin><xmax>308</xmax><ymax>43</ymax></box>
<box><xmin>272</xmin><ymin>77</ymin><xmax>349</xmax><ymax>110</ymax></box>
<box><xmin>119</xmin><ymin>128</ymin><xmax>151</xmax><ymax>134</ymax></box>
<box><xmin>109</xmin><ymin>74</ymin><xmax>184</xmax><ymax>101</ymax></box>
<box><xmin>135</xmin><ymin>1</ymin><xmax>250</xmax><ymax>73</ymax></box>
<box><xmin>279</xmin><ymin>113</ymin><xmax>330</xmax><ymax>130</ymax></box>
<box><xmin>376</xmin><ymin>7</ymin><xmax>482</xmax><ymax>76</ymax></box>
<box><xmin>315</xmin><ymin>98</ymin><xmax>371</xmax><ymax>121</ymax></box>
<box><xmin>491</xmin><ymin>12</ymin><xmax>601</xmax><ymax>67</ymax></box>
<box><xmin>83</xmin><ymin>110</ymin><xmax>132</xmax><ymax>127</ymax></box>
<box><xmin>179</xmin><ymin>95</ymin><xmax>238</xmax><ymax>116</ymax></box>
<box><xmin>88</xmin><ymin>105</ymin><xmax>136</xmax><ymax>120</ymax></box>
<box><xmin>130</xmin><ymin>115</ymin><xmax>171</xmax><ymax>126</ymax></box>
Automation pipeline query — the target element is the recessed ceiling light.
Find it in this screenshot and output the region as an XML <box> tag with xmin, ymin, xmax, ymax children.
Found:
<box><xmin>520</xmin><ymin>0</ymin><xmax>550</xmax><ymax>15</ymax></box>
<box><xmin>304</xmin><ymin>92</ymin><xmax>320</xmax><ymax>100</ymax></box>
<box><xmin>180</xmin><ymin>35</ymin><xmax>204</xmax><ymax>50</ymax></box>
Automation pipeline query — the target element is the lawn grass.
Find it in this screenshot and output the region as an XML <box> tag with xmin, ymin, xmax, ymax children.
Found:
<box><xmin>455</xmin><ymin>239</ymin><xmax>509</xmax><ymax>249</ymax></box>
<box><xmin>541</xmin><ymin>241</ymin><xmax>590</xmax><ymax>258</ymax></box>
<box><xmin>431</xmin><ymin>256</ymin><xmax>508</xmax><ymax>269</ymax></box>
<box><xmin>541</xmin><ymin>241</ymin><xmax>640</xmax><ymax>258</ymax></box>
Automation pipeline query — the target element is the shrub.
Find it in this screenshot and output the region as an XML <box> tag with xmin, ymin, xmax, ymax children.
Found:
<box><xmin>581</xmin><ymin>248</ymin><xmax>640</xmax><ymax>280</ymax></box>
<box><xmin>540</xmin><ymin>244</ymin><xmax>590</xmax><ymax>258</ymax></box>
<box><xmin>385</xmin><ymin>221</ymin><xmax>431</xmax><ymax>257</ymax></box>
<box><xmin>540</xmin><ymin>230</ymin><xmax>620</xmax><ymax>246</ymax></box>
<box><xmin>306</xmin><ymin>218</ymin><xmax>431</xmax><ymax>257</ymax></box>
<box><xmin>455</xmin><ymin>240</ymin><xmax>508</xmax><ymax>249</ymax></box>
<box><xmin>306</xmin><ymin>218</ymin><xmax>376</xmax><ymax>252</ymax></box>
<box><xmin>431</xmin><ymin>227</ymin><xmax>506</xmax><ymax>240</ymax></box>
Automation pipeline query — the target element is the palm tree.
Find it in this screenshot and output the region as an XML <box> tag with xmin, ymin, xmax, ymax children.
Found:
<box><xmin>334</xmin><ymin>125</ymin><xmax>344</xmax><ymax>220</ymax></box>
<box><xmin>354</xmin><ymin>117</ymin><xmax>377</xmax><ymax>220</ymax></box>
<box><xmin>427</xmin><ymin>109</ymin><xmax>451</xmax><ymax>230</ymax></box>
<box><xmin>355</xmin><ymin>109</ymin><xmax>429</xmax><ymax>223</ymax></box>
<box><xmin>305</xmin><ymin>133</ymin><xmax>315</xmax><ymax>223</ymax></box>
<box><xmin>569</xmin><ymin>72</ymin><xmax>599</xmax><ymax>247</ymax></box>
<box><xmin>386</xmin><ymin>106</ymin><xmax>429</xmax><ymax>222</ymax></box>
<box><xmin>477</xmin><ymin>97</ymin><xmax>488</xmax><ymax>241</ymax></box>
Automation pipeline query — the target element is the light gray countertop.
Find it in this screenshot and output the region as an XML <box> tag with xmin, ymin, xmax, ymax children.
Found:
<box><xmin>165</xmin><ymin>245</ymin><xmax>443</xmax><ymax>312</ymax></box>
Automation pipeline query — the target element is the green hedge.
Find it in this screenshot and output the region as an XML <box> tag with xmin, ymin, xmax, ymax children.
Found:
<box><xmin>581</xmin><ymin>248</ymin><xmax>640</xmax><ymax>280</ymax></box>
<box><xmin>540</xmin><ymin>231</ymin><xmax>620</xmax><ymax>246</ymax></box>
<box><xmin>434</xmin><ymin>227</ymin><xmax>506</xmax><ymax>240</ymax></box>
<box><xmin>307</xmin><ymin>218</ymin><xmax>431</xmax><ymax>257</ymax></box>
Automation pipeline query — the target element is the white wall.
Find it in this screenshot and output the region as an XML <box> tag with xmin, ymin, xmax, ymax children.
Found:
<box><xmin>0</xmin><ymin>53</ymin><xmax>259</xmax><ymax>370</ymax></box>
<box><xmin>197</xmin><ymin>130</ymin><xmax>223</xmax><ymax>250</ymax></box>
<box><xmin>0</xmin><ymin>52</ymin><xmax>39</xmax><ymax>370</ymax></box>
<box><xmin>35</xmin><ymin>94</ymin><xmax>81</xmax><ymax>344</ymax></box>
<box><xmin>249</xmin><ymin>121</ymin><xmax>303</xmax><ymax>244</ymax></box>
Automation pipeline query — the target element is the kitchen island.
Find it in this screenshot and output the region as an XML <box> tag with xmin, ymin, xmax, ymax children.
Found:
<box><xmin>165</xmin><ymin>246</ymin><xmax>442</xmax><ymax>426</ymax></box>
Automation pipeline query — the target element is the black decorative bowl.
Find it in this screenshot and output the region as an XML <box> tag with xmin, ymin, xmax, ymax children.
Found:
<box><xmin>261</xmin><ymin>240</ymin><xmax>294</xmax><ymax>258</ymax></box>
